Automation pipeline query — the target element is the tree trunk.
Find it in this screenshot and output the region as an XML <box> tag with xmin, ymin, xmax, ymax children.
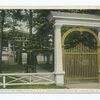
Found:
<box><xmin>29</xmin><ymin>10</ymin><xmax>33</xmax><ymax>65</ymax></box>
<box><xmin>17</xmin><ymin>51</ymin><xmax>22</xmax><ymax>65</ymax></box>
<box><xmin>16</xmin><ymin>50</ymin><xmax>22</xmax><ymax>65</ymax></box>
<box><xmin>29</xmin><ymin>10</ymin><xmax>33</xmax><ymax>36</ymax></box>
<box><xmin>46</xmin><ymin>53</ymin><xmax>50</xmax><ymax>64</ymax></box>
<box><xmin>15</xmin><ymin>51</ymin><xmax>18</xmax><ymax>63</ymax></box>
<box><xmin>28</xmin><ymin>10</ymin><xmax>33</xmax><ymax>65</ymax></box>
<box><xmin>0</xmin><ymin>10</ymin><xmax>5</xmax><ymax>72</ymax></box>
<box><xmin>12</xmin><ymin>10</ymin><xmax>16</xmax><ymax>63</ymax></box>
<box><xmin>43</xmin><ymin>54</ymin><xmax>46</xmax><ymax>63</ymax></box>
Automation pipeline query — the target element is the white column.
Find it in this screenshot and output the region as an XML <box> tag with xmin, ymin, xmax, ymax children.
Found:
<box><xmin>54</xmin><ymin>24</ymin><xmax>65</xmax><ymax>86</ymax></box>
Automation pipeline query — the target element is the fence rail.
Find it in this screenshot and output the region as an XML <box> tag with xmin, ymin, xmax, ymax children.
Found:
<box><xmin>0</xmin><ymin>73</ymin><xmax>55</xmax><ymax>88</ymax></box>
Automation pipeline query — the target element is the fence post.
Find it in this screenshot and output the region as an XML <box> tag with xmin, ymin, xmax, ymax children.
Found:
<box><xmin>3</xmin><ymin>75</ymin><xmax>6</xmax><ymax>88</ymax></box>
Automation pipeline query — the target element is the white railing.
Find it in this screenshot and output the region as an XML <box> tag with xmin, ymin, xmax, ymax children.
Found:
<box><xmin>0</xmin><ymin>73</ymin><xmax>55</xmax><ymax>88</ymax></box>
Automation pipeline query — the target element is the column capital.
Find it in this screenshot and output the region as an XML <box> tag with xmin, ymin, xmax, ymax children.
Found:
<box><xmin>54</xmin><ymin>24</ymin><xmax>62</xmax><ymax>29</ymax></box>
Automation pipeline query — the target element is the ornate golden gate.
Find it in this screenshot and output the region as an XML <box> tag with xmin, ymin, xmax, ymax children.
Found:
<box><xmin>62</xmin><ymin>27</ymin><xmax>98</xmax><ymax>83</ymax></box>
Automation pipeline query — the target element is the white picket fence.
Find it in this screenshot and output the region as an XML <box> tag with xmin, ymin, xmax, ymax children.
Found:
<box><xmin>0</xmin><ymin>73</ymin><xmax>55</xmax><ymax>88</ymax></box>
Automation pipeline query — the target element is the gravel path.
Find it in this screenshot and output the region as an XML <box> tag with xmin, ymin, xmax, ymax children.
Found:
<box><xmin>66</xmin><ymin>82</ymin><xmax>100</xmax><ymax>89</ymax></box>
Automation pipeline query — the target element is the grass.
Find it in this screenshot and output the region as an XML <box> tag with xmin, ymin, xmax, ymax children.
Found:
<box><xmin>1</xmin><ymin>62</ymin><xmax>54</xmax><ymax>73</ymax></box>
<box><xmin>0</xmin><ymin>84</ymin><xmax>65</xmax><ymax>89</ymax></box>
<box><xmin>37</xmin><ymin>63</ymin><xmax>54</xmax><ymax>72</ymax></box>
<box><xmin>1</xmin><ymin>63</ymin><xmax>25</xmax><ymax>73</ymax></box>
<box><xmin>0</xmin><ymin>62</ymin><xmax>58</xmax><ymax>89</ymax></box>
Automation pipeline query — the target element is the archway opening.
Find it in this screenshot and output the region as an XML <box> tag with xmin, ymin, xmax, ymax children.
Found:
<box><xmin>62</xmin><ymin>27</ymin><xmax>98</xmax><ymax>83</ymax></box>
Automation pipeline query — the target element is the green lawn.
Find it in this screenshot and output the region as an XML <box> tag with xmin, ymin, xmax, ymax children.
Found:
<box><xmin>0</xmin><ymin>63</ymin><xmax>57</xmax><ymax>89</ymax></box>
<box><xmin>1</xmin><ymin>63</ymin><xmax>25</xmax><ymax>73</ymax></box>
<box><xmin>37</xmin><ymin>63</ymin><xmax>54</xmax><ymax>72</ymax></box>
<box><xmin>1</xmin><ymin>62</ymin><xmax>54</xmax><ymax>73</ymax></box>
<box><xmin>0</xmin><ymin>84</ymin><xmax>65</xmax><ymax>89</ymax></box>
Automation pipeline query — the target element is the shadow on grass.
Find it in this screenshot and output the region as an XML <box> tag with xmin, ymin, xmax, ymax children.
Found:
<box><xmin>1</xmin><ymin>62</ymin><xmax>54</xmax><ymax>73</ymax></box>
<box><xmin>1</xmin><ymin>62</ymin><xmax>25</xmax><ymax>73</ymax></box>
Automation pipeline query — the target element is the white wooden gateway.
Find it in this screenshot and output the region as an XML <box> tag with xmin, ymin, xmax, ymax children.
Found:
<box><xmin>49</xmin><ymin>11</ymin><xmax>100</xmax><ymax>86</ymax></box>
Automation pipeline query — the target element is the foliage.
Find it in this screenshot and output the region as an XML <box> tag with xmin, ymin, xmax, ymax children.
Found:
<box><xmin>62</xmin><ymin>9</ymin><xmax>100</xmax><ymax>15</ymax></box>
<box><xmin>33</xmin><ymin>10</ymin><xmax>54</xmax><ymax>51</ymax></box>
<box><xmin>64</xmin><ymin>31</ymin><xmax>97</xmax><ymax>49</ymax></box>
<box><xmin>0</xmin><ymin>10</ymin><xmax>6</xmax><ymax>72</ymax></box>
<box><xmin>1</xmin><ymin>9</ymin><xmax>100</xmax><ymax>72</ymax></box>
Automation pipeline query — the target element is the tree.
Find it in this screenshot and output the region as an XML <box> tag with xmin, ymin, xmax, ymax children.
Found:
<box><xmin>22</xmin><ymin>9</ymin><xmax>38</xmax><ymax>72</ymax></box>
<box><xmin>7</xmin><ymin>10</ymin><xmax>23</xmax><ymax>63</ymax></box>
<box><xmin>0</xmin><ymin>9</ymin><xmax>100</xmax><ymax>73</ymax></box>
<box><xmin>33</xmin><ymin>10</ymin><xmax>54</xmax><ymax>64</ymax></box>
<box><xmin>0</xmin><ymin>10</ymin><xmax>6</xmax><ymax>72</ymax></box>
